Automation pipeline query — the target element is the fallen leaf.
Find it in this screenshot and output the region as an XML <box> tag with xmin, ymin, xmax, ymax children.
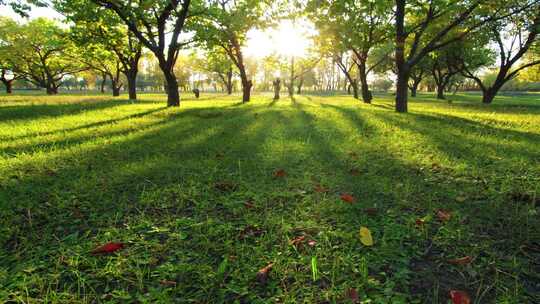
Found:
<box><xmin>244</xmin><ymin>200</ymin><xmax>255</xmax><ymax>209</ymax></box>
<box><xmin>290</xmin><ymin>235</ymin><xmax>306</xmax><ymax>247</ymax></box>
<box><xmin>449</xmin><ymin>290</ymin><xmax>471</xmax><ymax>304</ymax></box>
<box><xmin>273</xmin><ymin>169</ymin><xmax>287</xmax><ymax>178</ymax></box>
<box><xmin>436</xmin><ymin>209</ymin><xmax>452</xmax><ymax>222</ymax></box>
<box><xmin>159</xmin><ymin>280</ymin><xmax>177</xmax><ymax>287</ymax></box>
<box><xmin>256</xmin><ymin>263</ymin><xmax>274</xmax><ymax>284</ymax></box>
<box><xmin>359</xmin><ymin>227</ymin><xmax>374</xmax><ymax>246</ymax></box>
<box><xmin>349</xmin><ymin>168</ymin><xmax>360</xmax><ymax>176</ymax></box>
<box><xmin>314</xmin><ymin>184</ymin><xmax>329</xmax><ymax>193</ymax></box>
<box><xmin>364</xmin><ymin>208</ymin><xmax>378</xmax><ymax>216</ymax></box>
<box><xmin>91</xmin><ymin>242</ymin><xmax>124</xmax><ymax>255</ymax></box>
<box><xmin>448</xmin><ymin>256</ymin><xmax>472</xmax><ymax>266</ymax></box>
<box><xmin>340</xmin><ymin>193</ymin><xmax>355</xmax><ymax>203</ymax></box>
<box><xmin>308</xmin><ymin>240</ymin><xmax>317</xmax><ymax>247</ymax></box>
<box><xmin>345</xmin><ymin>288</ymin><xmax>360</xmax><ymax>303</ymax></box>
<box><xmin>415</xmin><ymin>218</ymin><xmax>425</xmax><ymax>226</ymax></box>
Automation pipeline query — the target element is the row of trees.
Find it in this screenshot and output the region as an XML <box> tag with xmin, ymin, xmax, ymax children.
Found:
<box><xmin>0</xmin><ymin>0</ymin><xmax>539</xmax><ymax>112</ymax></box>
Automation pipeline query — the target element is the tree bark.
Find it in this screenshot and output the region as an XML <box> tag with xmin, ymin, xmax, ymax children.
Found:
<box><xmin>125</xmin><ymin>69</ymin><xmax>138</xmax><ymax>100</ymax></box>
<box><xmin>410</xmin><ymin>86</ymin><xmax>417</xmax><ymax>97</ymax></box>
<box><xmin>2</xmin><ymin>80</ymin><xmax>13</xmax><ymax>94</ymax></box>
<box><xmin>357</xmin><ymin>59</ymin><xmax>372</xmax><ymax>104</ymax></box>
<box><xmin>273</xmin><ymin>78</ymin><xmax>281</xmax><ymax>100</ymax></box>
<box><xmin>296</xmin><ymin>78</ymin><xmax>303</xmax><ymax>94</ymax></box>
<box><xmin>436</xmin><ymin>84</ymin><xmax>445</xmax><ymax>99</ymax></box>
<box><xmin>100</xmin><ymin>73</ymin><xmax>107</xmax><ymax>93</ymax></box>
<box><xmin>395</xmin><ymin>0</ymin><xmax>408</xmax><ymax>113</ymax></box>
<box><xmin>226</xmin><ymin>68</ymin><xmax>233</xmax><ymax>95</ymax></box>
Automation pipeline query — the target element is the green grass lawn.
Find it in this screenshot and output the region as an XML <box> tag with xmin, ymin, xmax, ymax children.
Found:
<box><xmin>1</xmin><ymin>91</ymin><xmax>539</xmax><ymax>303</ymax></box>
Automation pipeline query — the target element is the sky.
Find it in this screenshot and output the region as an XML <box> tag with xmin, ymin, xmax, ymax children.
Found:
<box><xmin>0</xmin><ymin>4</ymin><xmax>315</xmax><ymax>59</ymax></box>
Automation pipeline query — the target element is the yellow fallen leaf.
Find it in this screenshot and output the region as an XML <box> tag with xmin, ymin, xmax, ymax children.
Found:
<box><xmin>359</xmin><ymin>227</ymin><xmax>373</xmax><ymax>246</ymax></box>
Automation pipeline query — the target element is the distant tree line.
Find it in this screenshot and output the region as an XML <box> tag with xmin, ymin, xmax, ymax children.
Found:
<box><xmin>0</xmin><ymin>0</ymin><xmax>539</xmax><ymax>113</ymax></box>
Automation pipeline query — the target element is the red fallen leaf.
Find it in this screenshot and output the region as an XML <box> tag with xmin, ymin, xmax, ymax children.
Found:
<box><xmin>345</xmin><ymin>288</ymin><xmax>360</xmax><ymax>303</ymax></box>
<box><xmin>91</xmin><ymin>242</ymin><xmax>124</xmax><ymax>254</ymax></box>
<box><xmin>256</xmin><ymin>263</ymin><xmax>274</xmax><ymax>284</ymax></box>
<box><xmin>365</xmin><ymin>208</ymin><xmax>378</xmax><ymax>216</ymax></box>
<box><xmin>340</xmin><ymin>193</ymin><xmax>355</xmax><ymax>203</ymax></box>
<box><xmin>273</xmin><ymin>169</ymin><xmax>287</xmax><ymax>178</ymax></box>
<box><xmin>415</xmin><ymin>218</ymin><xmax>425</xmax><ymax>226</ymax></box>
<box><xmin>436</xmin><ymin>209</ymin><xmax>452</xmax><ymax>222</ymax></box>
<box><xmin>159</xmin><ymin>280</ymin><xmax>177</xmax><ymax>287</ymax></box>
<box><xmin>349</xmin><ymin>168</ymin><xmax>360</xmax><ymax>176</ymax></box>
<box><xmin>449</xmin><ymin>290</ymin><xmax>471</xmax><ymax>304</ymax></box>
<box><xmin>448</xmin><ymin>256</ymin><xmax>472</xmax><ymax>266</ymax></box>
<box><xmin>314</xmin><ymin>184</ymin><xmax>329</xmax><ymax>193</ymax></box>
<box><xmin>308</xmin><ymin>240</ymin><xmax>317</xmax><ymax>247</ymax></box>
<box><xmin>290</xmin><ymin>235</ymin><xmax>306</xmax><ymax>246</ymax></box>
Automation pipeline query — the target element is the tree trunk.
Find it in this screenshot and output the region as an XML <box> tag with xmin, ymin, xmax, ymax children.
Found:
<box><xmin>482</xmin><ymin>88</ymin><xmax>497</xmax><ymax>104</ymax></box>
<box><xmin>351</xmin><ymin>82</ymin><xmax>359</xmax><ymax>99</ymax></box>
<box><xmin>410</xmin><ymin>85</ymin><xmax>417</xmax><ymax>97</ymax></box>
<box><xmin>395</xmin><ymin>0</ymin><xmax>408</xmax><ymax>113</ymax></box>
<box><xmin>296</xmin><ymin>78</ymin><xmax>303</xmax><ymax>94</ymax></box>
<box><xmin>2</xmin><ymin>80</ymin><xmax>13</xmax><ymax>94</ymax></box>
<box><xmin>273</xmin><ymin>78</ymin><xmax>281</xmax><ymax>100</ymax></box>
<box><xmin>226</xmin><ymin>69</ymin><xmax>233</xmax><ymax>95</ymax></box>
<box><xmin>124</xmin><ymin>68</ymin><xmax>138</xmax><ymax>100</ymax></box>
<box><xmin>436</xmin><ymin>84</ymin><xmax>445</xmax><ymax>100</ymax></box>
<box><xmin>395</xmin><ymin>67</ymin><xmax>410</xmax><ymax>113</ymax></box>
<box><xmin>111</xmin><ymin>79</ymin><xmax>121</xmax><ymax>97</ymax></box>
<box><xmin>159</xmin><ymin>60</ymin><xmax>180</xmax><ymax>107</ymax></box>
<box><xmin>242</xmin><ymin>79</ymin><xmax>252</xmax><ymax>103</ymax></box>
<box><xmin>100</xmin><ymin>73</ymin><xmax>107</xmax><ymax>93</ymax></box>
<box><xmin>357</xmin><ymin>61</ymin><xmax>372</xmax><ymax>104</ymax></box>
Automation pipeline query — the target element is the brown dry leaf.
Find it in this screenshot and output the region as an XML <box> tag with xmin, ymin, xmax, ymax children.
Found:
<box><xmin>345</xmin><ymin>288</ymin><xmax>359</xmax><ymax>303</ymax></box>
<box><xmin>349</xmin><ymin>168</ymin><xmax>360</xmax><ymax>176</ymax></box>
<box><xmin>290</xmin><ymin>235</ymin><xmax>306</xmax><ymax>247</ymax></box>
<box><xmin>256</xmin><ymin>263</ymin><xmax>274</xmax><ymax>284</ymax></box>
<box><xmin>314</xmin><ymin>184</ymin><xmax>329</xmax><ymax>193</ymax></box>
<box><xmin>447</xmin><ymin>256</ymin><xmax>472</xmax><ymax>266</ymax></box>
<box><xmin>436</xmin><ymin>209</ymin><xmax>452</xmax><ymax>222</ymax></box>
<box><xmin>273</xmin><ymin>169</ymin><xmax>287</xmax><ymax>178</ymax></box>
<box><xmin>244</xmin><ymin>200</ymin><xmax>255</xmax><ymax>209</ymax></box>
<box><xmin>365</xmin><ymin>208</ymin><xmax>378</xmax><ymax>216</ymax></box>
<box><xmin>160</xmin><ymin>280</ymin><xmax>177</xmax><ymax>287</ymax></box>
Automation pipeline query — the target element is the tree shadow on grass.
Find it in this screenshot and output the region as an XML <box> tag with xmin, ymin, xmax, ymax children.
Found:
<box><xmin>0</xmin><ymin>99</ymin><xmax>129</xmax><ymax>122</ymax></box>
<box><xmin>1</xmin><ymin>98</ymin><xmax>538</xmax><ymax>303</ymax></box>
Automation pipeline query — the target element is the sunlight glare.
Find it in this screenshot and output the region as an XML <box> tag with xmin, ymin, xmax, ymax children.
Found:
<box><xmin>244</xmin><ymin>19</ymin><xmax>315</xmax><ymax>58</ymax></box>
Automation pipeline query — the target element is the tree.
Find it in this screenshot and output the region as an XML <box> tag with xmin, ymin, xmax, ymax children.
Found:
<box><xmin>78</xmin><ymin>43</ymin><xmax>124</xmax><ymax>96</ymax></box>
<box><xmin>308</xmin><ymin>0</ymin><xmax>392</xmax><ymax>103</ymax></box>
<box><xmin>0</xmin><ymin>18</ymin><xmax>85</xmax><ymax>94</ymax></box>
<box><xmin>90</xmin><ymin>0</ymin><xmax>196</xmax><ymax>106</ymax></box>
<box><xmin>0</xmin><ymin>17</ymin><xmax>23</xmax><ymax>94</ymax></box>
<box><xmin>460</xmin><ymin>7</ymin><xmax>540</xmax><ymax>103</ymax></box>
<box><xmin>393</xmin><ymin>0</ymin><xmax>535</xmax><ymax>112</ymax></box>
<box><xmin>56</xmin><ymin>0</ymin><xmax>143</xmax><ymax>99</ymax></box>
<box><xmin>197</xmin><ymin>48</ymin><xmax>234</xmax><ymax>94</ymax></box>
<box><xmin>194</xmin><ymin>0</ymin><xmax>270</xmax><ymax>103</ymax></box>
